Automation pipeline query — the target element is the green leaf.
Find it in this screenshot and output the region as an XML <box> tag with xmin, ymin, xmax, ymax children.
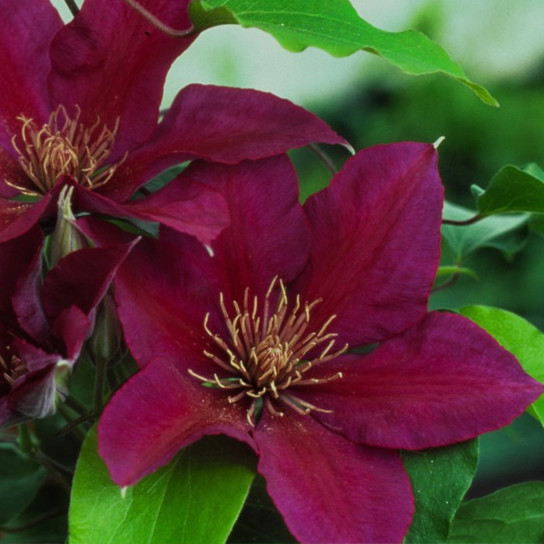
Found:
<box><xmin>0</xmin><ymin>443</ymin><xmax>46</xmax><ymax>525</ymax></box>
<box><xmin>70</xmin><ymin>428</ymin><xmax>255</xmax><ymax>544</ymax></box>
<box><xmin>441</xmin><ymin>201</ymin><xmax>528</xmax><ymax>260</ymax></box>
<box><xmin>403</xmin><ymin>439</ymin><xmax>479</xmax><ymax>543</ymax></box>
<box><xmin>459</xmin><ymin>306</ymin><xmax>544</xmax><ymax>426</ymax></box>
<box><xmin>477</xmin><ymin>164</ymin><xmax>544</xmax><ymax>216</ymax></box>
<box><xmin>190</xmin><ymin>0</ymin><xmax>497</xmax><ymax>106</ymax></box>
<box><xmin>448</xmin><ymin>481</ymin><xmax>544</xmax><ymax>543</ymax></box>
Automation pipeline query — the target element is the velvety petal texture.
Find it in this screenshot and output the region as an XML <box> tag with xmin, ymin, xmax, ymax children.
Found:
<box><xmin>0</xmin><ymin>0</ymin><xmax>61</xmax><ymax>147</ymax></box>
<box><xmin>296</xmin><ymin>142</ymin><xmax>443</xmax><ymax>346</ymax></box>
<box><xmin>256</xmin><ymin>410</ymin><xmax>414</xmax><ymax>543</ymax></box>
<box><xmin>48</xmin><ymin>0</ymin><xmax>195</xmax><ymax>155</ymax></box>
<box><xmin>98</xmin><ymin>358</ymin><xmax>254</xmax><ymax>486</ymax></box>
<box><xmin>297</xmin><ymin>312</ymin><xmax>544</xmax><ymax>450</ymax></box>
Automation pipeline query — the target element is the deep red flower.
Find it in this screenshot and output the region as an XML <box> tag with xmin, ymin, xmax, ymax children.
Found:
<box><xmin>0</xmin><ymin>0</ymin><xmax>344</xmax><ymax>245</ymax></box>
<box><xmin>0</xmin><ymin>226</ymin><xmax>135</xmax><ymax>429</ymax></box>
<box><xmin>98</xmin><ymin>144</ymin><xmax>543</xmax><ymax>543</ymax></box>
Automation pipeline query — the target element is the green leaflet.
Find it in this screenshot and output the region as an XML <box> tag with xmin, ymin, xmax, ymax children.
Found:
<box><xmin>403</xmin><ymin>440</ymin><xmax>479</xmax><ymax>543</ymax></box>
<box><xmin>190</xmin><ymin>0</ymin><xmax>497</xmax><ymax>106</ymax></box>
<box><xmin>459</xmin><ymin>305</ymin><xmax>544</xmax><ymax>427</ymax></box>
<box><xmin>448</xmin><ymin>482</ymin><xmax>544</xmax><ymax>543</ymax></box>
<box><xmin>69</xmin><ymin>428</ymin><xmax>255</xmax><ymax>544</ymax></box>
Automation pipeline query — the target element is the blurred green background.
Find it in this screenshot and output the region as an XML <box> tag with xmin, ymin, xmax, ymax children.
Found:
<box><xmin>52</xmin><ymin>0</ymin><xmax>544</xmax><ymax>505</ymax></box>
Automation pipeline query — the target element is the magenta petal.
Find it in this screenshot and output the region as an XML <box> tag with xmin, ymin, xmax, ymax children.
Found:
<box><xmin>255</xmin><ymin>410</ymin><xmax>413</xmax><ymax>543</ymax></box>
<box><xmin>42</xmin><ymin>241</ymin><xmax>137</xmax><ymax>323</ymax></box>
<box><xmin>297</xmin><ymin>142</ymin><xmax>443</xmax><ymax>345</ymax></box>
<box><xmin>0</xmin><ymin>0</ymin><xmax>61</xmax><ymax>148</ymax></box>
<box><xmin>48</xmin><ymin>0</ymin><xmax>195</xmax><ymax>156</ymax></box>
<box><xmin>0</xmin><ymin>195</ymin><xmax>52</xmax><ymax>243</ymax></box>
<box><xmin>299</xmin><ymin>312</ymin><xmax>544</xmax><ymax>450</ymax></box>
<box><xmin>0</xmin><ymin>226</ymin><xmax>43</xmax><ymax>322</ymax></box>
<box><xmin>184</xmin><ymin>156</ymin><xmax>310</xmax><ymax>301</ymax></box>
<box><xmin>52</xmin><ymin>306</ymin><xmax>90</xmax><ymax>361</ymax></box>
<box><xmin>98</xmin><ymin>358</ymin><xmax>253</xmax><ymax>487</ymax></box>
<box><xmin>114</xmin><ymin>233</ymin><xmax>216</xmax><ymax>369</ymax></box>
<box><xmin>109</xmin><ymin>84</ymin><xmax>346</xmax><ymax>195</ymax></box>
<box><xmin>114</xmin><ymin>176</ymin><xmax>229</xmax><ymax>246</ymax></box>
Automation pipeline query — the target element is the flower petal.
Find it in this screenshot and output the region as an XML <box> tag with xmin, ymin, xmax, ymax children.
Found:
<box><xmin>98</xmin><ymin>357</ymin><xmax>253</xmax><ymax>487</ymax></box>
<box><xmin>107</xmin><ymin>84</ymin><xmax>346</xmax><ymax>197</ymax></box>
<box><xmin>76</xmin><ymin>176</ymin><xmax>229</xmax><ymax>246</ymax></box>
<box><xmin>0</xmin><ymin>0</ymin><xmax>61</xmax><ymax>149</ymax></box>
<box><xmin>48</xmin><ymin>0</ymin><xmax>195</xmax><ymax>156</ymax></box>
<box><xmin>113</xmin><ymin>231</ymin><xmax>217</xmax><ymax>369</ymax></box>
<box><xmin>42</xmin><ymin>240</ymin><xmax>137</xmax><ymax>323</ymax></box>
<box><xmin>298</xmin><ymin>312</ymin><xmax>544</xmax><ymax>450</ymax></box>
<box><xmin>183</xmin><ymin>156</ymin><xmax>311</xmax><ymax>302</ymax></box>
<box><xmin>255</xmin><ymin>410</ymin><xmax>414</xmax><ymax>543</ymax></box>
<box><xmin>296</xmin><ymin>142</ymin><xmax>443</xmax><ymax>346</ymax></box>
<box><xmin>0</xmin><ymin>195</ymin><xmax>53</xmax><ymax>243</ymax></box>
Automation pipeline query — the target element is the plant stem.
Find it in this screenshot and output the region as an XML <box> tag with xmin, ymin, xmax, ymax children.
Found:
<box><xmin>63</xmin><ymin>0</ymin><xmax>79</xmax><ymax>16</ymax></box>
<box><xmin>121</xmin><ymin>0</ymin><xmax>195</xmax><ymax>37</ymax></box>
<box><xmin>309</xmin><ymin>143</ymin><xmax>338</xmax><ymax>175</ymax></box>
<box><xmin>442</xmin><ymin>214</ymin><xmax>483</xmax><ymax>226</ymax></box>
<box><xmin>18</xmin><ymin>424</ymin><xmax>36</xmax><ymax>455</ymax></box>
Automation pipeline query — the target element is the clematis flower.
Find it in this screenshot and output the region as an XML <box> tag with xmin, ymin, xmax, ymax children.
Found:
<box><xmin>97</xmin><ymin>144</ymin><xmax>543</xmax><ymax>543</ymax></box>
<box><xmin>0</xmin><ymin>0</ymin><xmax>344</xmax><ymax>245</ymax></box>
<box><xmin>0</xmin><ymin>225</ymin><xmax>135</xmax><ymax>429</ymax></box>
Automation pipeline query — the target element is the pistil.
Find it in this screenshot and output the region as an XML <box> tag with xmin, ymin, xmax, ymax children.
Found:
<box><xmin>190</xmin><ymin>277</ymin><xmax>347</xmax><ymax>425</ymax></box>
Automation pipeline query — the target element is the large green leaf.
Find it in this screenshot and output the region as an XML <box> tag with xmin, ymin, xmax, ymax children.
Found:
<box><xmin>190</xmin><ymin>0</ymin><xmax>497</xmax><ymax>106</ymax></box>
<box><xmin>477</xmin><ymin>164</ymin><xmax>544</xmax><ymax>216</ymax></box>
<box><xmin>402</xmin><ymin>440</ymin><xmax>479</xmax><ymax>543</ymax></box>
<box><xmin>0</xmin><ymin>443</ymin><xmax>46</xmax><ymax>525</ymax></box>
<box><xmin>441</xmin><ymin>201</ymin><xmax>528</xmax><ymax>261</ymax></box>
<box><xmin>69</xmin><ymin>428</ymin><xmax>255</xmax><ymax>544</ymax></box>
<box><xmin>459</xmin><ymin>305</ymin><xmax>544</xmax><ymax>426</ymax></box>
<box><xmin>448</xmin><ymin>481</ymin><xmax>544</xmax><ymax>543</ymax></box>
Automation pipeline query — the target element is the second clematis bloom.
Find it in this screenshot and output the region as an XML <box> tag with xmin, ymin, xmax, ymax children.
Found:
<box><xmin>0</xmin><ymin>0</ymin><xmax>345</xmax><ymax>246</ymax></box>
<box><xmin>0</xmin><ymin>226</ymin><xmax>135</xmax><ymax>429</ymax></box>
<box><xmin>97</xmin><ymin>144</ymin><xmax>543</xmax><ymax>543</ymax></box>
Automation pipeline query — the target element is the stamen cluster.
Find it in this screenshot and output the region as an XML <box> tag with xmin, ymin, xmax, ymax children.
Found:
<box><xmin>0</xmin><ymin>346</ymin><xmax>26</xmax><ymax>395</ymax></box>
<box><xmin>190</xmin><ymin>277</ymin><xmax>346</xmax><ymax>425</ymax></box>
<box><xmin>9</xmin><ymin>105</ymin><xmax>123</xmax><ymax>196</ymax></box>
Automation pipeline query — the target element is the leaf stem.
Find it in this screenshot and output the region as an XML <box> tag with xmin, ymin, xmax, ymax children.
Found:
<box><xmin>18</xmin><ymin>424</ymin><xmax>36</xmax><ymax>455</ymax></box>
<box><xmin>121</xmin><ymin>0</ymin><xmax>196</xmax><ymax>37</ymax></box>
<box><xmin>442</xmin><ymin>214</ymin><xmax>483</xmax><ymax>226</ymax></box>
<box><xmin>63</xmin><ymin>0</ymin><xmax>79</xmax><ymax>17</ymax></box>
<box><xmin>308</xmin><ymin>143</ymin><xmax>338</xmax><ymax>175</ymax></box>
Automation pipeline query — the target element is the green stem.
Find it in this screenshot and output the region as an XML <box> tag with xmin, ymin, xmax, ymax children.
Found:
<box><xmin>63</xmin><ymin>0</ymin><xmax>79</xmax><ymax>16</ymax></box>
<box><xmin>442</xmin><ymin>214</ymin><xmax>483</xmax><ymax>226</ymax></box>
<box><xmin>92</xmin><ymin>354</ymin><xmax>109</xmax><ymax>416</ymax></box>
<box><xmin>0</xmin><ymin>507</ymin><xmax>67</xmax><ymax>533</ymax></box>
<box><xmin>57</xmin><ymin>404</ymin><xmax>88</xmax><ymax>441</ymax></box>
<box><xmin>18</xmin><ymin>424</ymin><xmax>36</xmax><ymax>455</ymax></box>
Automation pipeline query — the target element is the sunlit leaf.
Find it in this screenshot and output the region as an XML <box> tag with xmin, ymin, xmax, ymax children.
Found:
<box><xmin>448</xmin><ymin>482</ymin><xmax>544</xmax><ymax>543</ymax></box>
<box><xmin>403</xmin><ymin>440</ymin><xmax>479</xmax><ymax>543</ymax></box>
<box><xmin>70</xmin><ymin>428</ymin><xmax>255</xmax><ymax>544</ymax></box>
<box><xmin>459</xmin><ymin>305</ymin><xmax>544</xmax><ymax>426</ymax></box>
<box><xmin>190</xmin><ymin>0</ymin><xmax>497</xmax><ymax>106</ymax></box>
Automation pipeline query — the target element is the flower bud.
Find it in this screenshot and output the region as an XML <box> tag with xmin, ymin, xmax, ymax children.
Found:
<box><xmin>87</xmin><ymin>293</ymin><xmax>125</xmax><ymax>367</ymax></box>
<box><xmin>49</xmin><ymin>185</ymin><xmax>87</xmax><ymax>267</ymax></box>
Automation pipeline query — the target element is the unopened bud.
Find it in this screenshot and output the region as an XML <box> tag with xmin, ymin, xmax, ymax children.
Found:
<box><xmin>50</xmin><ymin>185</ymin><xmax>87</xmax><ymax>267</ymax></box>
<box><xmin>87</xmin><ymin>293</ymin><xmax>125</xmax><ymax>367</ymax></box>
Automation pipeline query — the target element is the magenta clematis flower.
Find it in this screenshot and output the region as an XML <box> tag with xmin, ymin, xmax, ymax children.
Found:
<box><xmin>97</xmin><ymin>144</ymin><xmax>543</xmax><ymax>543</ymax></box>
<box><xmin>0</xmin><ymin>225</ymin><xmax>135</xmax><ymax>429</ymax></box>
<box><xmin>0</xmin><ymin>0</ymin><xmax>344</xmax><ymax>245</ymax></box>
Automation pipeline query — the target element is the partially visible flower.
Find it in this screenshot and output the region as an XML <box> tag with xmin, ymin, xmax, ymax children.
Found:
<box><xmin>98</xmin><ymin>144</ymin><xmax>543</xmax><ymax>543</ymax></box>
<box><xmin>0</xmin><ymin>226</ymin><xmax>135</xmax><ymax>429</ymax></box>
<box><xmin>0</xmin><ymin>0</ymin><xmax>345</xmax><ymax>246</ymax></box>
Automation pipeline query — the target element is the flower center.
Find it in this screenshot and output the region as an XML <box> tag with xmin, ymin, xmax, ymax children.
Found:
<box><xmin>190</xmin><ymin>277</ymin><xmax>347</xmax><ymax>426</ymax></box>
<box><xmin>8</xmin><ymin>105</ymin><xmax>124</xmax><ymax>196</ymax></box>
<box><xmin>0</xmin><ymin>346</ymin><xmax>27</xmax><ymax>395</ymax></box>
